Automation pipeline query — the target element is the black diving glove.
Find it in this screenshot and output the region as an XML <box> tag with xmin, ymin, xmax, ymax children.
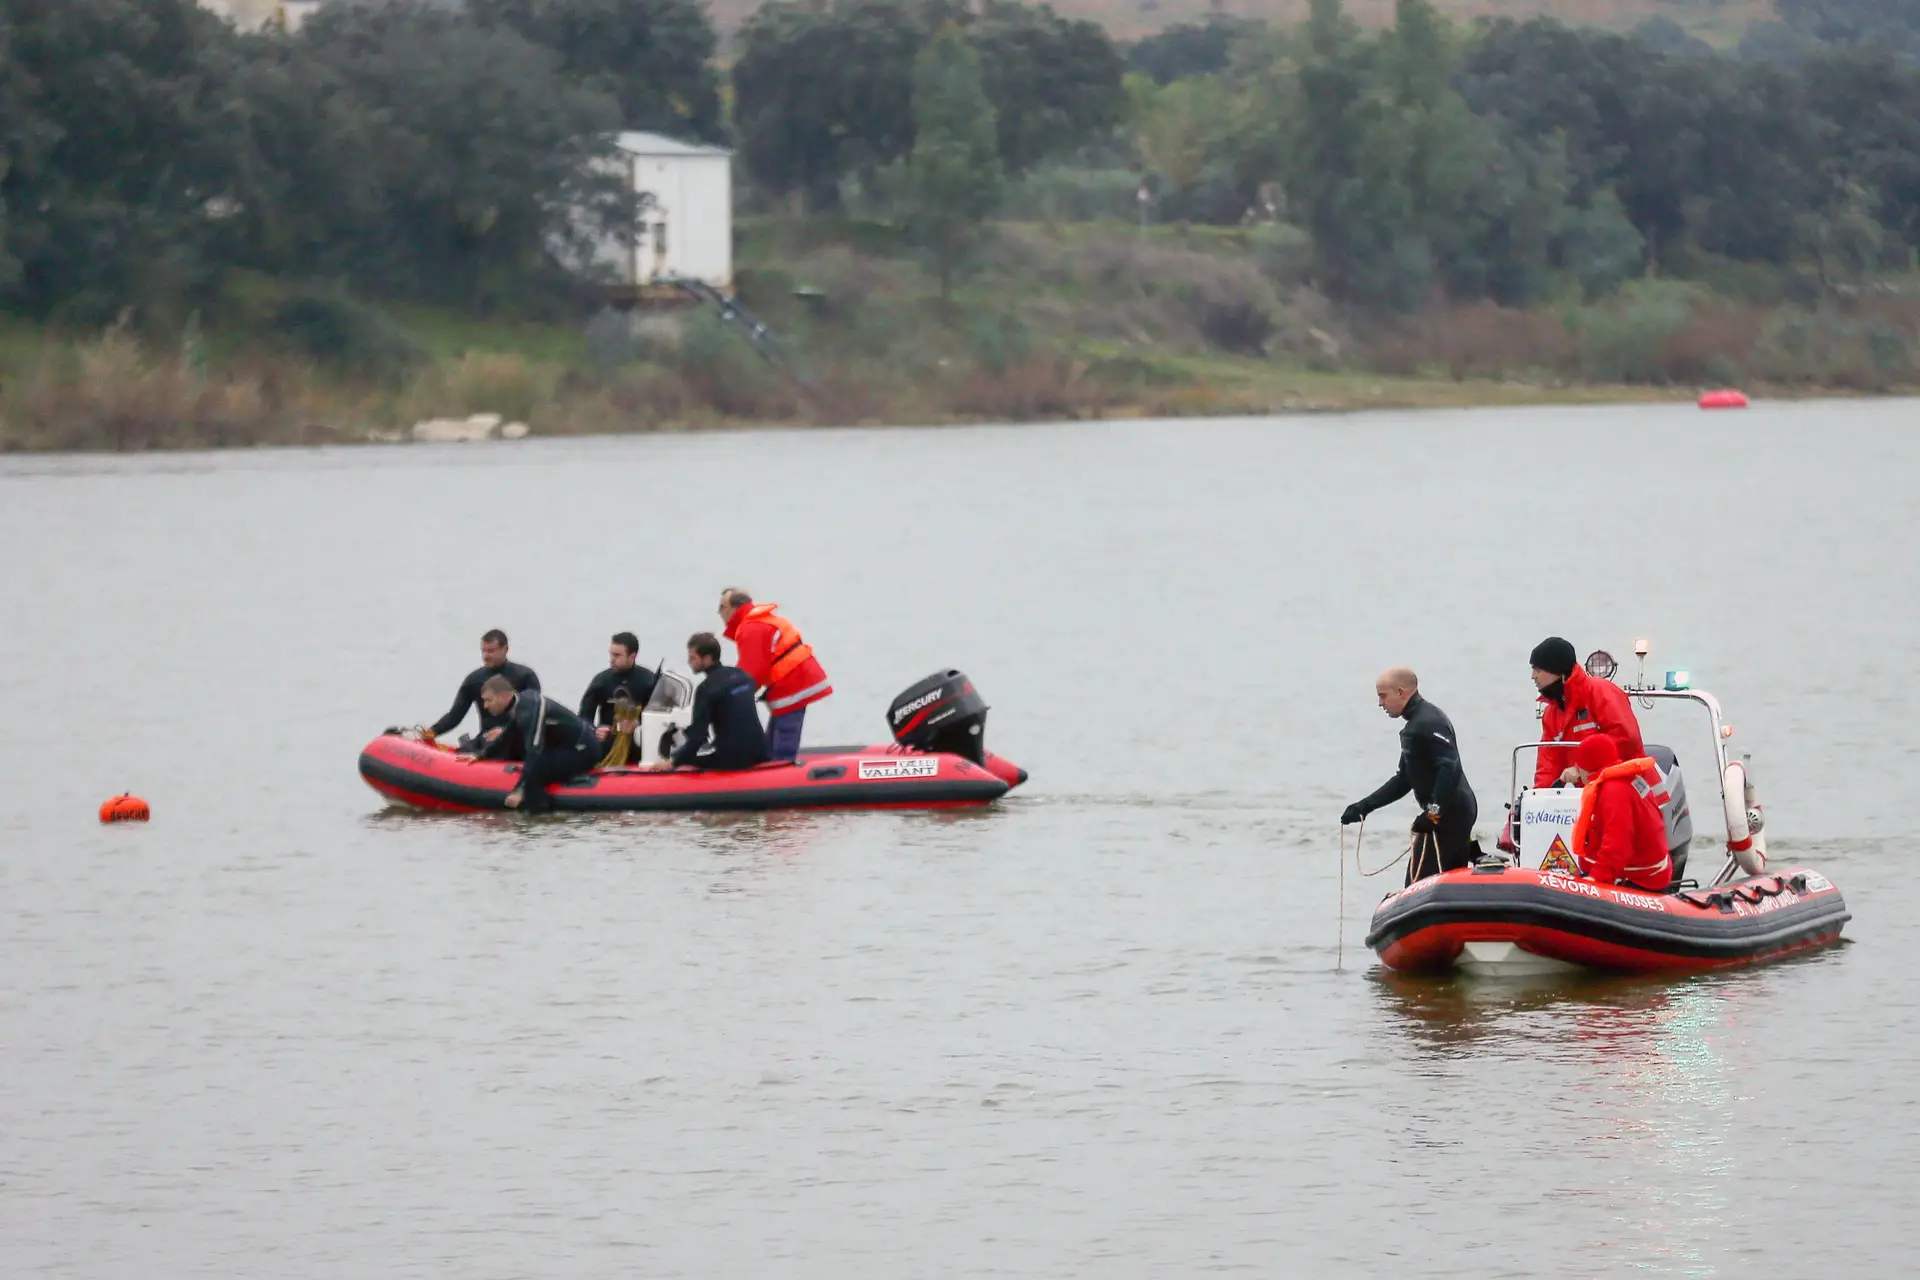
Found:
<box><xmin>1341</xmin><ymin>803</ymin><xmax>1366</xmax><ymax>825</ymax></box>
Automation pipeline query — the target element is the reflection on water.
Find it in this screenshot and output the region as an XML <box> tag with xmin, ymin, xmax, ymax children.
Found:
<box><xmin>1365</xmin><ymin>956</ymin><xmax>1866</xmax><ymax>1276</ymax></box>
<box><xmin>1368</xmin><ymin>968</ymin><xmax>1684</xmax><ymax>1056</ymax></box>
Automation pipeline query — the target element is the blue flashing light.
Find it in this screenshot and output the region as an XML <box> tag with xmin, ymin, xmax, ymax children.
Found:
<box><xmin>1665</xmin><ymin>670</ymin><xmax>1691</xmax><ymax>691</ymax></box>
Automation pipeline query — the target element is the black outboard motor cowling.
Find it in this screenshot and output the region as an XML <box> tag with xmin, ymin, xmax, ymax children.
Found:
<box><xmin>888</xmin><ymin>670</ymin><xmax>989</xmax><ymax>763</ymax></box>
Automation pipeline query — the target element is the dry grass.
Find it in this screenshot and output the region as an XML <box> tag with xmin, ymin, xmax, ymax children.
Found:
<box><xmin>7</xmin><ymin>224</ymin><xmax>1919</xmax><ymax>454</ymax></box>
<box><xmin>947</xmin><ymin>354</ymin><xmax>1104</xmax><ymax>420</ymax></box>
<box><xmin>0</xmin><ymin>325</ymin><xmax>348</xmax><ymax>451</ymax></box>
<box><xmin>1362</xmin><ymin>301</ymin><xmax>1577</xmax><ymax>381</ymax></box>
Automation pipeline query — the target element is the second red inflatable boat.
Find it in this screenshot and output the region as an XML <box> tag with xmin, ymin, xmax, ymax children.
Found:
<box><xmin>361</xmin><ymin>668</ymin><xmax>1027</xmax><ymax>814</ymax></box>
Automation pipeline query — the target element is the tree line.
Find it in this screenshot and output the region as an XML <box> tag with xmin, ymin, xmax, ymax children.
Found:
<box><xmin>1117</xmin><ymin>0</ymin><xmax>1920</xmax><ymax>308</ymax></box>
<box><xmin>0</xmin><ymin>0</ymin><xmax>717</xmax><ymax>321</ymax></box>
<box><xmin>2</xmin><ymin>0</ymin><xmax>1917</xmax><ymax>329</ymax></box>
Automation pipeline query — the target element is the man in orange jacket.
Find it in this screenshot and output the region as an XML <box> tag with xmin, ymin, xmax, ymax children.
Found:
<box><xmin>1569</xmin><ymin>736</ymin><xmax>1673</xmax><ymax>891</ymax></box>
<box><xmin>719</xmin><ymin>587</ymin><xmax>833</xmax><ymax>762</ymax></box>
<box><xmin>1530</xmin><ymin>636</ymin><xmax>1645</xmax><ymax>790</ymax></box>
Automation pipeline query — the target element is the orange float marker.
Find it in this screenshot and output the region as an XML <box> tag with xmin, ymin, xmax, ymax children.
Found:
<box><xmin>99</xmin><ymin>794</ymin><xmax>150</xmax><ymax>823</ymax></box>
<box><xmin>1698</xmin><ymin>389</ymin><xmax>1749</xmax><ymax>409</ymax></box>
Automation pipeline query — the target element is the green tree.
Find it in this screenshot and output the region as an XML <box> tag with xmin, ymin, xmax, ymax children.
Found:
<box><xmin>0</xmin><ymin>0</ymin><xmax>237</xmax><ymax>319</ymax></box>
<box><xmin>1127</xmin><ymin>72</ymin><xmax>1223</xmax><ymax>194</ymax></box>
<box><xmin>970</xmin><ymin>0</ymin><xmax>1125</xmax><ymax>175</ymax></box>
<box><xmin>1126</xmin><ymin>15</ymin><xmax>1260</xmax><ymax>85</ymax></box>
<box><xmin>732</xmin><ymin>0</ymin><xmax>1119</xmax><ymax>208</ymax></box>
<box><xmin>468</xmin><ymin>0</ymin><xmax>723</xmax><ymax>141</ymax></box>
<box><xmin>904</xmin><ymin>27</ymin><xmax>1004</xmax><ymax>302</ymax></box>
<box><xmin>733</xmin><ymin>0</ymin><xmax>956</xmax><ymax>212</ymax></box>
<box><xmin>1279</xmin><ymin>0</ymin><xmax>1425</xmax><ymax>307</ymax></box>
<box><xmin>294</xmin><ymin>1</ymin><xmax>632</xmax><ymax>305</ymax></box>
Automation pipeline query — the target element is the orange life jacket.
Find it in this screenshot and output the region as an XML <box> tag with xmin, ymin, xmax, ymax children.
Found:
<box><xmin>744</xmin><ymin>604</ymin><xmax>816</xmax><ymax>685</ymax></box>
<box><xmin>1573</xmin><ymin>757</ymin><xmax>1671</xmax><ymax>883</ymax></box>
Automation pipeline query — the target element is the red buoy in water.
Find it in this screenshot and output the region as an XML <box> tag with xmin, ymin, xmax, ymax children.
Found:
<box><xmin>1699</xmin><ymin>389</ymin><xmax>1749</xmax><ymax>409</ymax></box>
<box><xmin>99</xmin><ymin>794</ymin><xmax>150</xmax><ymax>823</ymax></box>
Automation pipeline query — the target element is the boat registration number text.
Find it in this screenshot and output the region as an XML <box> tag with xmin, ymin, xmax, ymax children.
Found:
<box><xmin>858</xmin><ymin>758</ymin><xmax>939</xmax><ymax>781</ymax></box>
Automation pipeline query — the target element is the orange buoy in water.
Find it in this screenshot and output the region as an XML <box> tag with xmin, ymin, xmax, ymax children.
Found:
<box><xmin>99</xmin><ymin>794</ymin><xmax>150</xmax><ymax>823</ymax></box>
<box><xmin>1699</xmin><ymin>389</ymin><xmax>1749</xmax><ymax>409</ymax></box>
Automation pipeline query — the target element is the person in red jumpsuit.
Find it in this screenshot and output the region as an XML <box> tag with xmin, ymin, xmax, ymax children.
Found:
<box><xmin>1530</xmin><ymin>636</ymin><xmax>1645</xmax><ymax>790</ymax></box>
<box><xmin>1569</xmin><ymin>736</ymin><xmax>1673</xmax><ymax>891</ymax></box>
<box><xmin>719</xmin><ymin>588</ymin><xmax>833</xmax><ymax>762</ymax></box>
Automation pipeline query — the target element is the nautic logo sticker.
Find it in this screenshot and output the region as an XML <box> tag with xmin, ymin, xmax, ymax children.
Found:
<box><xmin>858</xmin><ymin>758</ymin><xmax>939</xmax><ymax>781</ymax></box>
<box><xmin>1539</xmin><ymin>834</ymin><xmax>1579</xmax><ymax>875</ymax></box>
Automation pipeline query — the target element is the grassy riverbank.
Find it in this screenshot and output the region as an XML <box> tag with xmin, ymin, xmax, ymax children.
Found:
<box><xmin>2</xmin><ymin>218</ymin><xmax>1915</xmax><ymax>452</ymax></box>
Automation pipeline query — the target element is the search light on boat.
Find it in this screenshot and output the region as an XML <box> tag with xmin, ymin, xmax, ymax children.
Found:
<box><xmin>1585</xmin><ymin>649</ymin><xmax>1618</xmax><ymax>680</ymax></box>
<box><xmin>1665</xmin><ymin>670</ymin><xmax>1691</xmax><ymax>690</ymax></box>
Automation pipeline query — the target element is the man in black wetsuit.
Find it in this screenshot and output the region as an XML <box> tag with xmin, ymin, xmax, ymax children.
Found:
<box><xmin>429</xmin><ymin>629</ymin><xmax>540</xmax><ymax>754</ymax></box>
<box><xmin>650</xmin><ymin>632</ymin><xmax>769</xmax><ymax>772</ymax></box>
<box><xmin>1341</xmin><ymin>667</ymin><xmax>1480</xmax><ymax>884</ymax></box>
<box><xmin>479</xmin><ymin>677</ymin><xmax>601</xmax><ymax>812</ymax></box>
<box><xmin>579</xmin><ymin>631</ymin><xmax>658</xmax><ymax>747</ymax></box>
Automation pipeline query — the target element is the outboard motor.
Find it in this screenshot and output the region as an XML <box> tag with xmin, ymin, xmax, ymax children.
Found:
<box><xmin>888</xmin><ymin>670</ymin><xmax>989</xmax><ymax>764</ymax></box>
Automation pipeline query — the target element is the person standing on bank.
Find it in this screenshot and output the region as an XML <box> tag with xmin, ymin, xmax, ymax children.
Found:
<box><xmin>651</xmin><ymin>632</ymin><xmax>770</xmax><ymax>772</ymax></box>
<box><xmin>578</xmin><ymin>631</ymin><xmax>658</xmax><ymax>746</ymax></box>
<box><xmin>719</xmin><ymin>587</ymin><xmax>832</xmax><ymax>763</ymax></box>
<box><xmin>428</xmin><ymin>628</ymin><xmax>540</xmax><ymax>753</ymax></box>
<box><xmin>1341</xmin><ymin>667</ymin><xmax>1480</xmax><ymax>884</ymax></box>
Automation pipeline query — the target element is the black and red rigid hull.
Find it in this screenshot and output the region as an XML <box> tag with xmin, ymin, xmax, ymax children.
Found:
<box><xmin>358</xmin><ymin>733</ymin><xmax>1026</xmax><ymax>813</ymax></box>
<box><xmin>1366</xmin><ymin>863</ymin><xmax>1850</xmax><ymax>974</ymax></box>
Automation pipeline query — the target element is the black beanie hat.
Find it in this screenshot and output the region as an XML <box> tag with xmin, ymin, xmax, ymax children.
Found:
<box><xmin>1530</xmin><ymin>637</ymin><xmax>1578</xmax><ymax>677</ymax></box>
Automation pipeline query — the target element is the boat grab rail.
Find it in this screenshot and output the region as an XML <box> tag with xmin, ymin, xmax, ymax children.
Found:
<box><xmin>1506</xmin><ymin>688</ymin><xmax>1746</xmax><ymax>887</ymax></box>
<box><xmin>1673</xmin><ymin>872</ymin><xmax>1816</xmax><ymax>914</ymax></box>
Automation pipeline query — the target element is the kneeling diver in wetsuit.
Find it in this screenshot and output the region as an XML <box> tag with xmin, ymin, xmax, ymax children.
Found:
<box><xmin>478</xmin><ymin>676</ymin><xmax>602</xmax><ymax>811</ymax></box>
<box><xmin>429</xmin><ymin>629</ymin><xmax>541</xmax><ymax>754</ymax></box>
<box><xmin>649</xmin><ymin>632</ymin><xmax>769</xmax><ymax>772</ymax></box>
<box><xmin>1341</xmin><ymin>667</ymin><xmax>1479</xmax><ymax>884</ymax></box>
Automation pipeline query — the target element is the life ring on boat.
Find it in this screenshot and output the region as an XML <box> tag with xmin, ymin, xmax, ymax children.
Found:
<box><xmin>1723</xmin><ymin>760</ymin><xmax>1767</xmax><ymax>874</ymax></box>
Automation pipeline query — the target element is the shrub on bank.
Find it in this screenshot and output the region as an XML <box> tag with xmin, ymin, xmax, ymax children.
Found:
<box><xmin>1567</xmin><ymin>280</ymin><xmax>1700</xmax><ymax>383</ymax></box>
<box><xmin>266</xmin><ymin>292</ymin><xmax>426</xmax><ymax>383</ymax></box>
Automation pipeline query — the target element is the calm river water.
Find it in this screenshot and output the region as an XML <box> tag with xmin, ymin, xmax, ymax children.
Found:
<box><xmin>3</xmin><ymin>401</ymin><xmax>1916</xmax><ymax>1277</ymax></box>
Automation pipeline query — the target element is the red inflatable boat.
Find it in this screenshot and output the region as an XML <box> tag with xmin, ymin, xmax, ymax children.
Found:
<box><xmin>361</xmin><ymin>668</ymin><xmax>1028</xmax><ymax>814</ymax></box>
<box><xmin>1364</xmin><ymin>658</ymin><xmax>1849</xmax><ymax>976</ymax></box>
<box><xmin>1366</xmin><ymin>864</ymin><xmax>1849</xmax><ymax>975</ymax></box>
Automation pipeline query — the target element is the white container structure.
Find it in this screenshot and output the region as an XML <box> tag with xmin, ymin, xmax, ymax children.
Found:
<box><xmin>596</xmin><ymin>132</ymin><xmax>734</xmax><ymax>298</ymax></box>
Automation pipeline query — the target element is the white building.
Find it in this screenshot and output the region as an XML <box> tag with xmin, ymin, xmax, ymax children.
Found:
<box><xmin>592</xmin><ymin>132</ymin><xmax>735</xmax><ymax>298</ymax></box>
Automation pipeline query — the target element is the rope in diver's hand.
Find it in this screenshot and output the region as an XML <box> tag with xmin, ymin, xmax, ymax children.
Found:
<box><xmin>1337</xmin><ymin>817</ymin><xmax>1419</xmax><ymax>973</ymax></box>
<box><xmin>1338</xmin><ymin>819</ymin><xmax>1350</xmax><ymax>971</ymax></box>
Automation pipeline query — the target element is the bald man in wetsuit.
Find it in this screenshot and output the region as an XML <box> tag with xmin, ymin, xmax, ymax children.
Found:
<box><xmin>1341</xmin><ymin>667</ymin><xmax>1480</xmax><ymax>883</ymax></box>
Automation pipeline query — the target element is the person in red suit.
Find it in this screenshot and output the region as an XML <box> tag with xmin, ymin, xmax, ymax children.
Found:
<box><xmin>1569</xmin><ymin>736</ymin><xmax>1673</xmax><ymax>891</ymax></box>
<box><xmin>1530</xmin><ymin>636</ymin><xmax>1645</xmax><ymax>790</ymax></box>
<box><xmin>718</xmin><ymin>587</ymin><xmax>833</xmax><ymax>762</ymax></box>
